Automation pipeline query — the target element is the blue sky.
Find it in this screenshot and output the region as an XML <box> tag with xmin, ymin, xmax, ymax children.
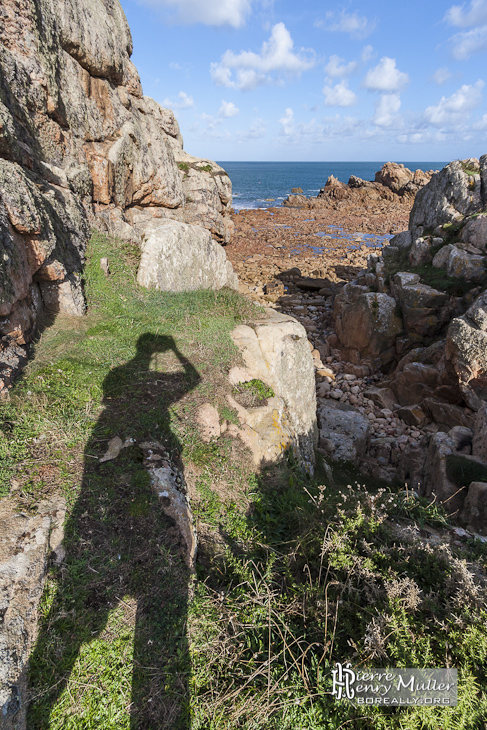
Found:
<box><xmin>119</xmin><ymin>0</ymin><xmax>487</xmax><ymax>161</ymax></box>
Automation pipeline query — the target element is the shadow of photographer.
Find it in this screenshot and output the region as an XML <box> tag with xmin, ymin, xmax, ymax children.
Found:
<box><xmin>28</xmin><ymin>333</ymin><xmax>200</xmax><ymax>730</ymax></box>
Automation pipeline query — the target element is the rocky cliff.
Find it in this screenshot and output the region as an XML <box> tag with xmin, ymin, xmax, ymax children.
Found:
<box><xmin>0</xmin><ymin>0</ymin><xmax>234</xmax><ymax>361</ymax></box>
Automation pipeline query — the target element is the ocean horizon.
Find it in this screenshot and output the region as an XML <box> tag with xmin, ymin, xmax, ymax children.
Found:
<box><xmin>217</xmin><ymin>160</ymin><xmax>449</xmax><ymax>210</ymax></box>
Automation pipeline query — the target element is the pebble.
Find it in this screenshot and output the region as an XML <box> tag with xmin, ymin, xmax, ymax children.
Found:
<box><xmin>330</xmin><ymin>389</ymin><xmax>343</xmax><ymax>399</ymax></box>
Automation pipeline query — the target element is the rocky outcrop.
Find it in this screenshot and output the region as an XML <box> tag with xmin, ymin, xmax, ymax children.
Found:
<box><xmin>326</xmin><ymin>155</ymin><xmax>487</xmax><ymax>527</ymax></box>
<box><xmin>283</xmin><ymin>162</ymin><xmax>435</xmax><ymax>209</ymax></box>
<box><xmin>0</xmin><ymin>0</ymin><xmax>234</xmax><ymax>368</ymax></box>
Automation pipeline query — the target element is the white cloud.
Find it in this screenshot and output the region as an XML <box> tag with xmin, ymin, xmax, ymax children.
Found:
<box><xmin>323</xmin><ymin>81</ymin><xmax>357</xmax><ymax>107</ymax></box>
<box><xmin>449</xmin><ymin>25</ymin><xmax>487</xmax><ymax>58</ymax></box>
<box><xmin>431</xmin><ymin>67</ymin><xmax>453</xmax><ymax>84</ymax></box>
<box><xmin>444</xmin><ymin>0</ymin><xmax>487</xmax><ymax>27</ymax></box>
<box><xmin>169</xmin><ymin>62</ymin><xmax>183</xmax><ymax>71</ymax></box>
<box><xmin>424</xmin><ymin>80</ymin><xmax>484</xmax><ymax>125</ymax></box>
<box><xmin>444</xmin><ymin>0</ymin><xmax>487</xmax><ymax>58</ymax></box>
<box><xmin>373</xmin><ymin>93</ymin><xmax>402</xmax><ymax>127</ymax></box>
<box><xmin>161</xmin><ymin>91</ymin><xmax>194</xmax><ymax>109</ymax></box>
<box><xmin>236</xmin><ymin>118</ymin><xmax>267</xmax><ymax>141</ymax></box>
<box><xmin>219</xmin><ymin>100</ymin><xmax>240</xmax><ymax>117</ymax></box>
<box><xmin>363</xmin><ymin>57</ymin><xmax>409</xmax><ymax>92</ymax></box>
<box><xmin>325</xmin><ymin>55</ymin><xmax>358</xmax><ymax>78</ymax></box>
<box><xmin>315</xmin><ymin>10</ymin><xmax>376</xmax><ymax>39</ymax></box>
<box><xmin>361</xmin><ymin>45</ymin><xmax>374</xmax><ymax>62</ymax></box>
<box><xmin>139</xmin><ymin>0</ymin><xmax>252</xmax><ymax>28</ymax></box>
<box><xmin>210</xmin><ymin>22</ymin><xmax>316</xmax><ymax>91</ymax></box>
<box><xmin>279</xmin><ymin>107</ymin><xmax>295</xmax><ymax>136</ymax></box>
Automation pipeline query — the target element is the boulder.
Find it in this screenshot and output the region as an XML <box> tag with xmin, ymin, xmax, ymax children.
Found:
<box><xmin>318</xmin><ymin>404</ymin><xmax>371</xmax><ymax>465</ymax></box>
<box><xmin>422</xmin><ymin>398</ymin><xmax>474</xmax><ymax>430</ymax></box>
<box><xmin>334</xmin><ymin>285</ymin><xmax>402</xmax><ymax>364</ymax></box>
<box><xmin>389</xmin><ymin>230</ymin><xmax>412</xmax><ymax>249</ymax></box>
<box><xmin>460</xmin><ymin>482</ymin><xmax>487</xmax><ymax>535</ymax></box>
<box><xmin>446</xmin><ymin>290</ymin><xmax>487</xmax><ymax>409</ymax></box>
<box><xmin>396</xmin><ymin>404</ymin><xmax>428</xmax><ymax>427</ymax></box>
<box><xmin>410</xmin><ymin>159</ymin><xmax>483</xmax><ymax>233</ymax></box>
<box><xmin>229</xmin><ymin>309</ymin><xmax>318</xmax><ymax>471</ymax></box>
<box><xmin>392</xmin><ymin>274</ymin><xmax>450</xmax><ymax>337</ymax></box>
<box><xmin>446</xmin><ymin>247</ymin><xmax>486</xmax><ymax>283</ymax></box>
<box><xmin>432</xmin><ymin>244</ymin><xmax>455</xmax><ymax>269</ymax></box>
<box><xmin>408</xmin><ymin>237</ymin><xmax>434</xmax><ymax>266</ymax></box>
<box><xmin>392</xmin><ymin>363</ymin><xmax>438</xmax><ymax>406</ymax></box>
<box><xmin>137</xmin><ymin>220</ymin><xmax>238</xmax><ymax>292</ymax></box>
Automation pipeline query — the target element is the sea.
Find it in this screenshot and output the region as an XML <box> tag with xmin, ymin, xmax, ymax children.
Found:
<box><xmin>217</xmin><ymin>161</ymin><xmax>448</xmax><ymax>211</ymax></box>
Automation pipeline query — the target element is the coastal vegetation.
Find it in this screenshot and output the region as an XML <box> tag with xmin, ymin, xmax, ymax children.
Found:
<box><xmin>3</xmin><ymin>232</ymin><xmax>486</xmax><ymax>728</ymax></box>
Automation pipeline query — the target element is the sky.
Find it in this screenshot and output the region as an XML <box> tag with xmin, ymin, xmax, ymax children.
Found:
<box><xmin>119</xmin><ymin>0</ymin><xmax>487</xmax><ymax>161</ymax></box>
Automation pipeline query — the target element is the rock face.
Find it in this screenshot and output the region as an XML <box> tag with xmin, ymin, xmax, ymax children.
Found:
<box><xmin>446</xmin><ymin>291</ymin><xmax>487</xmax><ymax>410</ymax></box>
<box><xmin>409</xmin><ymin>158</ymin><xmax>483</xmax><ymax>232</ymax></box>
<box><xmin>0</xmin><ymin>0</ymin><xmax>234</xmax><ymax>357</ymax></box>
<box><xmin>229</xmin><ymin>309</ymin><xmax>318</xmax><ymax>471</ymax></box>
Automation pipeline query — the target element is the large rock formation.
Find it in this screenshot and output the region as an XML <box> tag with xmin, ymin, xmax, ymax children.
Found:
<box><xmin>0</xmin><ymin>0</ymin><xmax>235</xmax><ymax>354</ymax></box>
<box><xmin>332</xmin><ymin>155</ymin><xmax>487</xmax><ymax>526</ymax></box>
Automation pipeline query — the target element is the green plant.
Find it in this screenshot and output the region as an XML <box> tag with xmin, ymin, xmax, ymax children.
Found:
<box><xmin>197</xmin><ymin>165</ymin><xmax>213</xmax><ymax>173</ymax></box>
<box><xmin>178</xmin><ymin>162</ymin><xmax>189</xmax><ymax>172</ymax></box>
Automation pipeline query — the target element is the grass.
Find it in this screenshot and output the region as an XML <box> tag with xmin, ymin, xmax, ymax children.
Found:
<box><xmin>1</xmin><ymin>231</ymin><xmax>487</xmax><ymax>729</ymax></box>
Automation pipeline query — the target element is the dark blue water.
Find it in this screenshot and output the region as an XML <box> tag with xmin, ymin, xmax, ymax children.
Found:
<box><xmin>217</xmin><ymin>161</ymin><xmax>447</xmax><ymax>210</ymax></box>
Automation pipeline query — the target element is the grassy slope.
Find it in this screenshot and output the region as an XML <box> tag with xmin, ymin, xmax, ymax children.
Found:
<box><xmin>0</xmin><ymin>232</ymin><xmax>486</xmax><ymax>729</ymax></box>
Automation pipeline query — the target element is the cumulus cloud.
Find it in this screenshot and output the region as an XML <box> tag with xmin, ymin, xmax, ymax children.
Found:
<box><xmin>138</xmin><ymin>0</ymin><xmax>252</xmax><ymax>28</ymax></box>
<box><xmin>219</xmin><ymin>100</ymin><xmax>240</xmax><ymax>117</ymax></box>
<box><xmin>161</xmin><ymin>91</ymin><xmax>194</xmax><ymax>109</ymax></box>
<box><xmin>315</xmin><ymin>10</ymin><xmax>376</xmax><ymax>39</ymax></box>
<box><xmin>363</xmin><ymin>57</ymin><xmax>409</xmax><ymax>92</ymax></box>
<box><xmin>325</xmin><ymin>55</ymin><xmax>358</xmax><ymax>78</ymax></box>
<box><xmin>323</xmin><ymin>81</ymin><xmax>357</xmax><ymax>107</ymax></box>
<box><xmin>424</xmin><ymin>80</ymin><xmax>484</xmax><ymax>125</ymax></box>
<box><xmin>373</xmin><ymin>93</ymin><xmax>402</xmax><ymax>127</ymax></box>
<box><xmin>431</xmin><ymin>67</ymin><xmax>453</xmax><ymax>84</ymax></box>
<box><xmin>210</xmin><ymin>22</ymin><xmax>316</xmax><ymax>91</ymax></box>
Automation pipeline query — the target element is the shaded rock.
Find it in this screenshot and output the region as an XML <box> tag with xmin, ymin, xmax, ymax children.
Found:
<box><xmin>392</xmin><ymin>363</ymin><xmax>439</xmax><ymax>406</ymax></box>
<box><xmin>364</xmin><ymin>386</ymin><xmax>397</xmax><ymax>410</ymax></box>
<box><xmin>423</xmin><ymin>397</ymin><xmax>474</xmax><ymax>430</ymax></box>
<box><xmin>423</xmin><ymin>432</ymin><xmax>467</xmax><ymax>516</ymax></box>
<box><xmin>334</xmin><ymin>285</ymin><xmax>402</xmax><ymax>364</ymax></box>
<box><xmin>409</xmin><ymin>237</ymin><xmax>434</xmax><ymax>266</ymax></box>
<box><xmin>448</xmin><ymin>426</ymin><xmax>473</xmax><ymax>453</ymax></box>
<box><xmin>396</xmin><ymin>404</ymin><xmax>428</xmax><ymax>427</ymax></box>
<box><xmin>446</xmin><ymin>290</ymin><xmax>487</xmax><ymax>409</ymax></box>
<box><xmin>318</xmin><ymin>404</ymin><xmax>370</xmax><ymax>465</ymax></box>
<box><xmin>473</xmin><ymin>404</ymin><xmax>487</xmax><ymax>461</ymax></box>
<box><xmin>389</xmin><ymin>230</ymin><xmax>412</xmax><ymax>249</ymax></box>
<box><xmin>137</xmin><ymin>220</ymin><xmax>238</xmax><ymax>292</ymax></box>
<box><xmin>392</xmin><ymin>274</ymin><xmax>450</xmax><ymax>337</ymax></box>
<box><xmin>460</xmin><ymin>482</ymin><xmax>487</xmax><ymax>535</ymax></box>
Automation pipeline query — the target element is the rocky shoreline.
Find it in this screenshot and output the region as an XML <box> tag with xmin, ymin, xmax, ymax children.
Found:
<box><xmin>229</xmin><ymin>158</ymin><xmax>487</xmax><ymax>536</ymax></box>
